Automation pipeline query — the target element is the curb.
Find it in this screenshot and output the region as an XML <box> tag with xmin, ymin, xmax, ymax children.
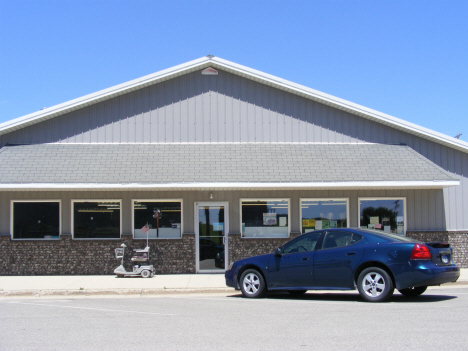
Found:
<box><xmin>0</xmin><ymin>288</ymin><xmax>234</xmax><ymax>298</ymax></box>
<box><xmin>2</xmin><ymin>283</ymin><xmax>467</xmax><ymax>298</ymax></box>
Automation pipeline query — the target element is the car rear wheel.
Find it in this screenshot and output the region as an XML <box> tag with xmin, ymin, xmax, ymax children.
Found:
<box><xmin>141</xmin><ymin>270</ymin><xmax>151</xmax><ymax>278</ymax></box>
<box><xmin>240</xmin><ymin>269</ymin><xmax>266</xmax><ymax>298</ymax></box>
<box><xmin>357</xmin><ymin>267</ymin><xmax>394</xmax><ymax>302</ymax></box>
<box><xmin>398</xmin><ymin>286</ymin><xmax>427</xmax><ymax>297</ymax></box>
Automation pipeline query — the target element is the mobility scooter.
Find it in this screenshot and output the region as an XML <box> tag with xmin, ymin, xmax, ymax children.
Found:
<box><xmin>114</xmin><ymin>243</ymin><xmax>155</xmax><ymax>278</ymax></box>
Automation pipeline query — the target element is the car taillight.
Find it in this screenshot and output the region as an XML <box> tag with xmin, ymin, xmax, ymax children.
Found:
<box><xmin>410</xmin><ymin>244</ymin><xmax>432</xmax><ymax>260</ymax></box>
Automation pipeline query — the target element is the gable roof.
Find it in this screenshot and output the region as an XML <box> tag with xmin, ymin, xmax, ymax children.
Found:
<box><xmin>0</xmin><ymin>143</ymin><xmax>458</xmax><ymax>190</ymax></box>
<box><xmin>1</xmin><ymin>55</ymin><xmax>467</xmax><ymax>153</ymax></box>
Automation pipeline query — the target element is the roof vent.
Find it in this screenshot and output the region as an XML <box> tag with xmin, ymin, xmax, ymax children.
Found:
<box><xmin>201</xmin><ymin>67</ymin><xmax>218</xmax><ymax>75</ymax></box>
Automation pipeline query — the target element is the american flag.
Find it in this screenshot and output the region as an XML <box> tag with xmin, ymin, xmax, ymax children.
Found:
<box><xmin>141</xmin><ymin>224</ymin><xmax>149</xmax><ymax>233</ymax></box>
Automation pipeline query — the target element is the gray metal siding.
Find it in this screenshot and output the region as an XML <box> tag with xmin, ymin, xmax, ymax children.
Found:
<box><xmin>0</xmin><ymin>68</ymin><xmax>466</xmax><ymax>230</ymax></box>
<box><xmin>2</xmin><ymin>70</ymin><xmax>374</xmax><ymax>145</ymax></box>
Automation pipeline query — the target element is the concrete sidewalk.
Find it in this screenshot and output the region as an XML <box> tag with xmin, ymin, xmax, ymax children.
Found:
<box><xmin>1</xmin><ymin>269</ymin><xmax>467</xmax><ymax>297</ymax></box>
<box><xmin>0</xmin><ymin>274</ymin><xmax>229</xmax><ymax>297</ymax></box>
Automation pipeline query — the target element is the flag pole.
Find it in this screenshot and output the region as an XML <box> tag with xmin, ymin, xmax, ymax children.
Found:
<box><xmin>146</xmin><ymin>222</ymin><xmax>149</xmax><ymax>248</ymax></box>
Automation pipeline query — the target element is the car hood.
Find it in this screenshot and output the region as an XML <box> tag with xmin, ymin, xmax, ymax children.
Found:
<box><xmin>234</xmin><ymin>253</ymin><xmax>272</xmax><ymax>267</ymax></box>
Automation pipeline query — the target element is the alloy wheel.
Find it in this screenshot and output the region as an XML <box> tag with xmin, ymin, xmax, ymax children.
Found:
<box><xmin>362</xmin><ymin>272</ymin><xmax>386</xmax><ymax>297</ymax></box>
<box><xmin>243</xmin><ymin>272</ymin><xmax>260</xmax><ymax>295</ymax></box>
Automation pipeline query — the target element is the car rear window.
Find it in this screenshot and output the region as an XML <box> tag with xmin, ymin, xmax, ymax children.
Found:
<box><xmin>359</xmin><ymin>229</ymin><xmax>417</xmax><ymax>243</ymax></box>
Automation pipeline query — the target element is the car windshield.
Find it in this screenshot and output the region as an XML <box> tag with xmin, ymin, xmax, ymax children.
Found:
<box><xmin>358</xmin><ymin>229</ymin><xmax>417</xmax><ymax>242</ymax></box>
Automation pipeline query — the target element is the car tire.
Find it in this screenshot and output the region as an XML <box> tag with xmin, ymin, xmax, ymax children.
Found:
<box><xmin>287</xmin><ymin>290</ymin><xmax>307</xmax><ymax>295</ymax></box>
<box><xmin>398</xmin><ymin>286</ymin><xmax>427</xmax><ymax>297</ymax></box>
<box><xmin>239</xmin><ymin>269</ymin><xmax>266</xmax><ymax>298</ymax></box>
<box><xmin>141</xmin><ymin>270</ymin><xmax>151</xmax><ymax>278</ymax></box>
<box><xmin>357</xmin><ymin>267</ymin><xmax>394</xmax><ymax>302</ymax></box>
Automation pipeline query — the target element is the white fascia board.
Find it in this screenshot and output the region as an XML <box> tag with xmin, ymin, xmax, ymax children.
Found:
<box><xmin>0</xmin><ymin>56</ymin><xmax>212</xmax><ymax>135</ymax></box>
<box><xmin>0</xmin><ymin>180</ymin><xmax>459</xmax><ymax>191</ymax></box>
<box><xmin>209</xmin><ymin>57</ymin><xmax>468</xmax><ymax>153</ymax></box>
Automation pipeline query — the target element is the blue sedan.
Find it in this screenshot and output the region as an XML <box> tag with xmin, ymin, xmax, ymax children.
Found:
<box><xmin>225</xmin><ymin>228</ymin><xmax>460</xmax><ymax>302</ymax></box>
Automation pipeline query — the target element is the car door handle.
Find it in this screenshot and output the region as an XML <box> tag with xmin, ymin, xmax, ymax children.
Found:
<box><xmin>346</xmin><ymin>251</ymin><xmax>356</xmax><ymax>256</ymax></box>
<box><xmin>301</xmin><ymin>257</ymin><xmax>309</xmax><ymax>261</ymax></box>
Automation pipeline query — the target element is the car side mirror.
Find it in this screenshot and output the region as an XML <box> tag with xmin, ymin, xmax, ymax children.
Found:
<box><xmin>274</xmin><ymin>247</ymin><xmax>283</xmax><ymax>257</ymax></box>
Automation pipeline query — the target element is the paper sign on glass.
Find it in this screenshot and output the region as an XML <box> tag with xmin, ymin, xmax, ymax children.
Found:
<box><xmin>397</xmin><ymin>216</ymin><xmax>404</xmax><ymax>226</ymax></box>
<box><xmin>263</xmin><ymin>213</ymin><xmax>277</xmax><ymax>226</ymax></box>
<box><xmin>315</xmin><ymin>220</ymin><xmax>322</xmax><ymax>230</ymax></box>
<box><xmin>370</xmin><ymin>217</ymin><xmax>380</xmax><ymax>225</ymax></box>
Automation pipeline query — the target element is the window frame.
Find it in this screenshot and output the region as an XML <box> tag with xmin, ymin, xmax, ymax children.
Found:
<box><xmin>358</xmin><ymin>197</ymin><xmax>407</xmax><ymax>235</ymax></box>
<box><xmin>71</xmin><ymin>199</ymin><xmax>122</xmax><ymax>240</ymax></box>
<box><xmin>240</xmin><ymin>198</ymin><xmax>290</xmax><ymax>239</ymax></box>
<box><xmin>10</xmin><ymin>200</ymin><xmax>62</xmax><ymax>240</ymax></box>
<box><xmin>300</xmin><ymin>198</ymin><xmax>349</xmax><ymax>233</ymax></box>
<box><xmin>131</xmin><ymin>199</ymin><xmax>183</xmax><ymax>240</ymax></box>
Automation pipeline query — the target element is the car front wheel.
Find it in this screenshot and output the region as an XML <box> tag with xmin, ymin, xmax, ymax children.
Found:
<box><xmin>398</xmin><ymin>286</ymin><xmax>427</xmax><ymax>297</ymax></box>
<box><xmin>240</xmin><ymin>269</ymin><xmax>266</xmax><ymax>298</ymax></box>
<box><xmin>357</xmin><ymin>267</ymin><xmax>394</xmax><ymax>302</ymax></box>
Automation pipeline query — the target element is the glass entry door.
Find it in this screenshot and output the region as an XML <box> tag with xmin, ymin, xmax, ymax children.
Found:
<box><xmin>195</xmin><ymin>202</ymin><xmax>228</xmax><ymax>273</ymax></box>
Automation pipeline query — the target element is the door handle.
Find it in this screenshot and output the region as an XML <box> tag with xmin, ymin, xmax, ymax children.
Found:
<box><xmin>301</xmin><ymin>257</ymin><xmax>309</xmax><ymax>261</ymax></box>
<box><xmin>346</xmin><ymin>251</ymin><xmax>356</xmax><ymax>256</ymax></box>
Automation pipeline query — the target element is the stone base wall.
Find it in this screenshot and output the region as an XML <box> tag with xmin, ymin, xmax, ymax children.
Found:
<box><xmin>228</xmin><ymin>233</ymin><xmax>301</xmax><ymax>265</ymax></box>
<box><xmin>407</xmin><ymin>231</ymin><xmax>468</xmax><ymax>268</ymax></box>
<box><xmin>1</xmin><ymin>231</ymin><xmax>467</xmax><ymax>275</ymax></box>
<box><xmin>0</xmin><ymin>234</ymin><xmax>195</xmax><ymax>275</ymax></box>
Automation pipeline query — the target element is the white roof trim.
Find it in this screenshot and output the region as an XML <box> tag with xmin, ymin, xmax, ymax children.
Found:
<box><xmin>1</xmin><ymin>55</ymin><xmax>467</xmax><ymax>153</ymax></box>
<box><xmin>0</xmin><ymin>180</ymin><xmax>459</xmax><ymax>191</ymax></box>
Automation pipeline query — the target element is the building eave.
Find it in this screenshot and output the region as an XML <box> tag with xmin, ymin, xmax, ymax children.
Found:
<box><xmin>0</xmin><ymin>180</ymin><xmax>459</xmax><ymax>192</ymax></box>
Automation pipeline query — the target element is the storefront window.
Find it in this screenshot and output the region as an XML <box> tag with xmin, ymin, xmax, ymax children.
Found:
<box><xmin>301</xmin><ymin>199</ymin><xmax>348</xmax><ymax>233</ymax></box>
<box><xmin>73</xmin><ymin>201</ymin><xmax>121</xmax><ymax>239</ymax></box>
<box><xmin>133</xmin><ymin>200</ymin><xmax>182</xmax><ymax>239</ymax></box>
<box><xmin>241</xmin><ymin>199</ymin><xmax>289</xmax><ymax>238</ymax></box>
<box><xmin>12</xmin><ymin>201</ymin><xmax>60</xmax><ymax>239</ymax></box>
<box><xmin>359</xmin><ymin>198</ymin><xmax>406</xmax><ymax>235</ymax></box>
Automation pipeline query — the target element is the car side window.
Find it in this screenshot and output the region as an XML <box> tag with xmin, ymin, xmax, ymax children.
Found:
<box><xmin>350</xmin><ymin>234</ymin><xmax>363</xmax><ymax>244</ymax></box>
<box><xmin>283</xmin><ymin>233</ymin><xmax>321</xmax><ymax>254</ymax></box>
<box><xmin>322</xmin><ymin>231</ymin><xmax>358</xmax><ymax>249</ymax></box>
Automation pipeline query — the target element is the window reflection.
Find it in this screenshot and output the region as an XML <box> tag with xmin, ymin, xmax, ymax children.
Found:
<box><xmin>242</xmin><ymin>200</ymin><xmax>289</xmax><ymax>238</ymax></box>
<box><xmin>133</xmin><ymin>201</ymin><xmax>181</xmax><ymax>239</ymax></box>
<box><xmin>301</xmin><ymin>199</ymin><xmax>348</xmax><ymax>233</ymax></box>
<box><xmin>359</xmin><ymin>199</ymin><xmax>405</xmax><ymax>235</ymax></box>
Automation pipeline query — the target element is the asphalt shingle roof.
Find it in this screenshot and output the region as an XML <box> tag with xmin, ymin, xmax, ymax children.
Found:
<box><xmin>0</xmin><ymin>143</ymin><xmax>457</xmax><ymax>188</ymax></box>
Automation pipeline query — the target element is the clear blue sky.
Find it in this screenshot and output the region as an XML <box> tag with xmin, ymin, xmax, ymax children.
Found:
<box><xmin>1</xmin><ymin>0</ymin><xmax>467</xmax><ymax>140</ymax></box>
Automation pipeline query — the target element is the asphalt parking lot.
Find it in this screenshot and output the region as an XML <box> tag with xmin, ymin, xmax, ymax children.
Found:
<box><xmin>1</xmin><ymin>285</ymin><xmax>467</xmax><ymax>351</ymax></box>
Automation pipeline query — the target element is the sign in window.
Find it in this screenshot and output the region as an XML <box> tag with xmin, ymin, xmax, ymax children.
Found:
<box><xmin>301</xmin><ymin>199</ymin><xmax>348</xmax><ymax>233</ymax></box>
<box><xmin>241</xmin><ymin>200</ymin><xmax>289</xmax><ymax>238</ymax></box>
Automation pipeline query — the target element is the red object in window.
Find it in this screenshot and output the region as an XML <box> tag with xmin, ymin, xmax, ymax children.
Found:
<box><xmin>410</xmin><ymin>244</ymin><xmax>432</xmax><ymax>260</ymax></box>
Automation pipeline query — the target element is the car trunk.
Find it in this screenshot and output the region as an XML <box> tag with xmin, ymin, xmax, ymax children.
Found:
<box><xmin>426</xmin><ymin>242</ymin><xmax>453</xmax><ymax>266</ymax></box>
